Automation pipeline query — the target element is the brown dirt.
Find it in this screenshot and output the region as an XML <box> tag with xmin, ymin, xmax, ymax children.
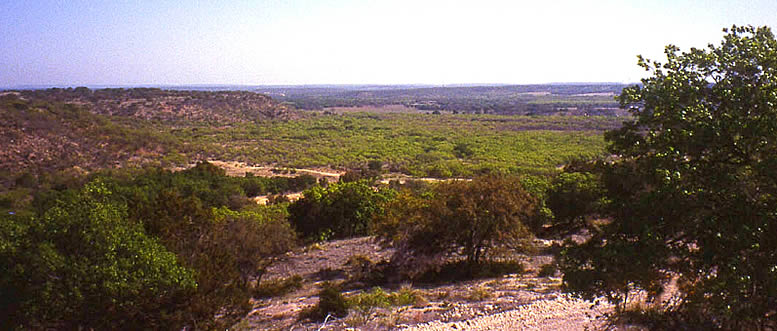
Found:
<box><xmin>235</xmin><ymin>237</ymin><xmax>618</xmax><ymax>331</ymax></box>
<box><xmin>181</xmin><ymin>160</ymin><xmax>343</xmax><ymax>182</ymax></box>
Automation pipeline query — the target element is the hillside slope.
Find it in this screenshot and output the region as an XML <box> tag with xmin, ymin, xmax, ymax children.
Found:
<box><xmin>0</xmin><ymin>88</ymin><xmax>297</xmax><ymax>179</ymax></box>
<box><xmin>0</xmin><ymin>93</ymin><xmax>171</xmax><ymax>178</ymax></box>
<box><xmin>18</xmin><ymin>87</ymin><xmax>294</xmax><ymax>122</ymax></box>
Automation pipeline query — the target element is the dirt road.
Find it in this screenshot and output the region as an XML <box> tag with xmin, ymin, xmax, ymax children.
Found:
<box><xmin>176</xmin><ymin>160</ymin><xmax>344</xmax><ymax>180</ymax></box>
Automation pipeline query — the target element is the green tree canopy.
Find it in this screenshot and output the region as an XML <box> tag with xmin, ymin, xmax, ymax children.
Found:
<box><xmin>103</xmin><ymin>165</ymin><xmax>298</xmax><ymax>328</ymax></box>
<box><xmin>289</xmin><ymin>180</ymin><xmax>396</xmax><ymax>240</ymax></box>
<box><xmin>545</xmin><ymin>171</ymin><xmax>606</xmax><ymax>236</ymax></box>
<box><xmin>0</xmin><ymin>181</ymin><xmax>196</xmax><ymax>329</ymax></box>
<box><xmin>374</xmin><ymin>176</ymin><xmax>537</xmax><ymax>276</ymax></box>
<box><xmin>561</xmin><ymin>25</ymin><xmax>777</xmax><ymax>328</ymax></box>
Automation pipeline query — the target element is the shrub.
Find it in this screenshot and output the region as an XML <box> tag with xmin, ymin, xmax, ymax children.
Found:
<box><xmin>99</xmin><ymin>167</ymin><xmax>297</xmax><ymax>328</ymax></box>
<box><xmin>465</xmin><ymin>286</ymin><xmax>494</xmax><ymax>302</ymax></box>
<box><xmin>304</xmin><ymin>282</ymin><xmax>349</xmax><ymax>321</ymax></box>
<box><xmin>254</xmin><ymin>275</ymin><xmax>304</xmax><ymax>298</ymax></box>
<box><xmin>288</xmin><ymin>180</ymin><xmax>396</xmax><ymax>240</ymax></box>
<box><xmin>545</xmin><ymin>171</ymin><xmax>607</xmax><ymax>236</ymax></box>
<box><xmin>374</xmin><ymin>175</ymin><xmax>537</xmax><ymax>277</ymax></box>
<box><xmin>210</xmin><ymin>206</ymin><xmax>298</xmax><ymax>285</ymax></box>
<box><xmin>537</xmin><ymin>263</ymin><xmax>559</xmax><ymax>278</ymax></box>
<box><xmin>348</xmin><ymin>286</ymin><xmax>425</xmax><ymax>313</ymax></box>
<box><xmin>416</xmin><ymin>260</ymin><xmax>525</xmax><ymax>283</ymax></box>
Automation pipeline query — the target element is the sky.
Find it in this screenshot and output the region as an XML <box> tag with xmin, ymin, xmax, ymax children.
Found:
<box><xmin>1</xmin><ymin>0</ymin><xmax>776</xmax><ymax>87</ymax></box>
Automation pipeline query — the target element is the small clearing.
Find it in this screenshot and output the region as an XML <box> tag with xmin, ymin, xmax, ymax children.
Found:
<box><xmin>174</xmin><ymin>160</ymin><xmax>344</xmax><ymax>181</ymax></box>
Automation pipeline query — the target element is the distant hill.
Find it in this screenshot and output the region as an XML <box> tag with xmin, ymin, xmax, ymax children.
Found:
<box><xmin>3</xmin><ymin>84</ymin><xmax>631</xmax><ymax>116</ymax></box>
<box><xmin>0</xmin><ymin>88</ymin><xmax>294</xmax><ymax>178</ymax></box>
<box><xmin>0</xmin><ymin>92</ymin><xmax>173</xmax><ymax>179</ymax></box>
<box><xmin>16</xmin><ymin>87</ymin><xmax>294</xmax><ymax>122</ymax></box>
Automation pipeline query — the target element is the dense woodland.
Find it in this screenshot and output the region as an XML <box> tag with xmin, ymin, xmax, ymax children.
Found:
<box><xmin>2</xmin><ymin>26</ymin><xmax>777</xmax><ymax>330</ymax></box>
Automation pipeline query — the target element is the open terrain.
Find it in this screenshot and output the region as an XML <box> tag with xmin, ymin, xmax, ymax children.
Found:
<box><xmin>1</xmin><ymin>89</ymin><xmax>622</xmax><ymax>180</ymax></box>
<box><xmin>6</xmin><ymin>24</ymin><xmax>776</xmax><ymax>331</ymax></box>
<box><xmin>237</xmin><ymin>236</ymin><xmax>615</xmax><ymax>331</ymax></box>
<box><xmin>1</xmin><ymin>87</ymin><xmax>629</xmax><ymax>330</ymax></box>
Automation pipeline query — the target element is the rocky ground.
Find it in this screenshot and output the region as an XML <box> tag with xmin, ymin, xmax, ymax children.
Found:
<box><xmin>234</xmin><ymin>237</ymin><xmax>627</xmax><ymax>331</ymax></box>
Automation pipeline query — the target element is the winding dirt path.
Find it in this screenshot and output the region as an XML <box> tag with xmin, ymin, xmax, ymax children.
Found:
<box><xmin>176</xmin><ymin>160</ymin><xmax>344</xmax><ymax>180</ymax></box>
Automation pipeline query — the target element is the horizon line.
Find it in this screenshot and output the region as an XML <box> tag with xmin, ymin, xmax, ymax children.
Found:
<box><xmin>2</xmin><ymin>81</ymin><xmax>637</xmax><ymax>90</ymax></box>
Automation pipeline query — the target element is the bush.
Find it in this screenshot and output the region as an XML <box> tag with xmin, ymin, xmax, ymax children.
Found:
<box><xmin>289</xmin><ymin>180</ymin><xmax>396</xmax><ymax>240</ymax></box>
<box><xmin>210</xmin><ymin>206</ymin><xmax>298</xmax><ymax>285</ymax></box>
<box><xmin>303</xmin><ymin>282</ymin><xmax>349</xmax><ymax>321</ymax></box>
<box><xmin>416</xmin><ymin>260</ymin><xmax>525</xmax><ymax>283</ymax></box>
<box><xmin>94</xmin><ymin>167</ymin><xmax>297</xmax><ymax>328</ymax></box>
<box><xmin>537</xmin><ymin>263</ymin><xmax>559</xmax><ymax>278</ymax></box>
<box><xmin>545</xmin><ymin>171</ymin><xmax>607</xmax><ymax>236</ymax></box>
<box><xmin>374</xmin><ymin>175</ymin><xmax>537</xmax><ymax>277</ymax></box>
<box><xmin>465</xmin><ymin>286</ymin><xmax>493</xmax><ymax>302</ymax></box>
<box><xmin>348</xmin><ymin>286</ymin><xmax>425</xmax><ymax>313</ymax></box>
<box><xmin>254</xmin><ymin>275</ymin><xmax>304</xmax><ymax>298</ymax></box>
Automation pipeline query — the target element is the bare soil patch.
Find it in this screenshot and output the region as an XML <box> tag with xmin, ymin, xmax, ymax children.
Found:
<box><xmin>235</xmin><ymin>237</ymin><xmax>617</xmax><ymax>330</ymax></box>
<box><xmin>172</xmin><ymin>160</ymin><xmax>343</xmax><ymax>181</ymax></box>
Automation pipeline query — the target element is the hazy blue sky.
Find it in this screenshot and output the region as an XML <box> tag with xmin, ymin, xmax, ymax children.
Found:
<box><xmin>2</xmin><ymin>0</ymin><xmax>776</xmax><ymax>87</ymax></box>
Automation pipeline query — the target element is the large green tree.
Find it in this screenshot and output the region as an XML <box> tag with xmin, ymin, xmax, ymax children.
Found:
<box><xmin>545</xmin><ymin>171</ymin><xmax>606</xmax><ymax>236</ymax></box>
<box><xmin>560</xmin><ymin>26</ymin><xmax>777</xmax><ymax>328</ymax></box>
<box><xmin>0</xmin><ymin>181</ymin><xmax>196</xmax><ymax>329</ymax></box>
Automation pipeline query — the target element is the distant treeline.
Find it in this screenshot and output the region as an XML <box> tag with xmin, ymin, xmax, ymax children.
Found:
<box><xmin>259</xmin><ymin>84</ymin><xmax>631</xmax><ymax>116</ymax></box>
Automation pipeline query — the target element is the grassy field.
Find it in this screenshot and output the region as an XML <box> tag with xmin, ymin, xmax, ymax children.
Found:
<box><xmin>172</xmin><ymin>112</ymin><xmax>620</xmax><ymax>177</ymax></box>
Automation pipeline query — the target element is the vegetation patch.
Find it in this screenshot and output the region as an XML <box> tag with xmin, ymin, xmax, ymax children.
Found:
<box><xmin>374</xmin><ymin>175</ymin><xmax>536</xmax><ymax>279</ymax></box>
<box><xmin>537</xmin><ymin>263</ymin><xmax>559</xmax><ymax>278</ymax></box>
<box><xmin>557</xmin><ymin>26</ymin><xmax>777</xmax><ymax>329</ymax></box>
<box><xmin>301</xmin><ymin>282</ymin><xmax>350</xmax><ymax>321</ymax></box>
<box><xmin>1</xmin><ymin>90</ymin><xmax>613</xmax><ymax>180</ymax></box>
<box><xmin>289</xmin><ymin>180</ymin><xmax>396</xmax><ymax>241</ymax></box>
<box><xmin>253</xmin><ymin>275</ymin><xmax>304</xmax><ymax>298</ymax></box>
<box><xmin>348</xmin><ymin>286</ymin><xmax>427</xmax><ymax>313</ymax></box>
<box><xmin>416</xmin><ymin>260</ymin><xmax>526</xmax><ymax>284</ymax></box>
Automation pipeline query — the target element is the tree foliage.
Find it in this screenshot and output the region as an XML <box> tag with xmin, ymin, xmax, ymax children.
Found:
<box><xmin>0</xmin><ymin>181</ymin><xmax>196</xmax><ymax>329</ymax></box>
<box><xmin>545</xmin><ymin>171</ymin><xmax>606</xmax><ymax>236</ymax></box>
<box><xmin>288</xmin><ymin>180</ymin><xmax>396</xmax><ymax>240</ymax></box>
<box><xmin>560</xmin><ymin>26</ymin><xmax>777</xmax><ymax>328</ymax></box>
<box><xmin>107</xmin><ymin>163</ymin><xmax>297</xmax><ymax>328</ymax></box>
<box><xmin>1</xmin><ymin>163</ymin><xmax>300</xmax><ymax>329</ymax></box>
<box><xmin>374</xmin><ymin>176</ymin><xmax>537</xmax><ymax>276</ymax></box>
